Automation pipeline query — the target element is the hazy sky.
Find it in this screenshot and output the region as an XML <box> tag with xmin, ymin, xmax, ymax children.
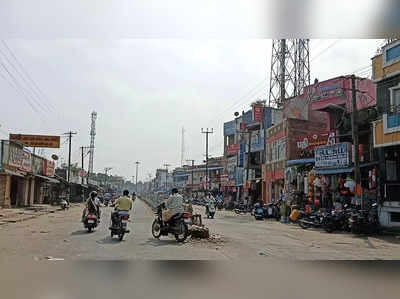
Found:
<box><xmin>0</xmin><ymin>1</ymin><xmax>387</xmax><ymax>181</ymax></box>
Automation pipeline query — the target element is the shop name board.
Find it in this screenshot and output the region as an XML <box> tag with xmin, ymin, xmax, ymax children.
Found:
<box><xmin>226</xmin><ymin>143</ymin><xmax>240</xmax><ymax>155</ymax></box>
<box><xmin>43</xmin><ymin>160</ymin><xmax>55</xmax><ymax>177</ymax></box>
<box><xmin>252</xmin><ymin>105</ymin><xmax>263</xmax><ymax>123</ymax></box>
<box><xmin>315</xmin><ymin>142</ymin><xmax>351</xmax><ymax>169</ymax></box>
<box><xmin>10</xmin><ymin>134</ymin><xmax>61</xmax><ymax>148</ymax></box>
<box><xmin>296</xmin><ymin>132</ymin><xmax>333</xmax><ymax>152</ymax></box>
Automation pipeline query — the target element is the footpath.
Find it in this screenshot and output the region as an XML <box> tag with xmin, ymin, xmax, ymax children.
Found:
<box><xmin>0</xmin><ymin>204</ymin><xmax>81</xmax><ymax>225</ymax></box>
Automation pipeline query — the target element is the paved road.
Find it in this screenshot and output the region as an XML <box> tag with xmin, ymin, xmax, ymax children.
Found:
<box><xmin>1</xmin><ymin>199</ymin><xmax>400</xmax><ymax>260</ymax></box>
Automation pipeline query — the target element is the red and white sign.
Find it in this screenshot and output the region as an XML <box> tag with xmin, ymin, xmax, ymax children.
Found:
<box><xmin>295</xmin><ymin>132</ymin><xmax>332</xmax><ymax>154</ymax></box>
<box><xmin>226</xmin><ymin>144</ymin><xmax>240</xmax><ymax>156</ymax></box>
<box><xmin>21</xmin><ymin>151</ymin><xmax>32</xmax><ymax>172</ymax></box>
<box><xmin>253</xmin><ymin>105</ymin><xmax>263</xmax><ymax>123</ymax></box>
<box><xmin>79</xmin><ymin>170</ymin><xmax>87</xmax><ymax>178</ymax></box>
<box><xmin>43</xmin><ymin>160</ymin><xmax>55</xmax><ymax>177</ymax></box>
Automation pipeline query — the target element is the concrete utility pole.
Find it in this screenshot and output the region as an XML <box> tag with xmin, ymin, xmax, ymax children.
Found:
<box><xmin>63</xmin><ymin>131</ymin><xmax>77</xmax><ymax>202</ymax></box>
<box><xmin>104</xmin><ymin>167</ymin><xmax>112</xmax><ymax>188</ymax></box>
<box><xmin>163</xmin><ymin>163</ymin><xmax>171</xmax><ymax>191</ymax></box>
<box><xmin>201</xmin><ymin>128</ymin><xmax>213</xmax><ymax>192</ymax></box>
<box><xmin>80</xmin><ymin>146</ymin><xmax>91</xmax><ymax>185</ymax></box>
<box><xmin>135</xmin><ymin>161</ymin><xmax>140</xmax><ymax>193</ymax></box>
<box><xmin>351</xmin><ymin>75</ymin><xmax>362</xmax><ymax>207</ymax></box>
<box><xmin>186</xmin><ymin>159</ymin><xmax>195</xmax><ymax>192</ymax></box>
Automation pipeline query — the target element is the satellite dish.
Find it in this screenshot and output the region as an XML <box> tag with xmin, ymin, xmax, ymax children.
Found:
<box><xmin>51</xmin><ymin>154</ymin><xmax>59</xmax><ymax>161</ymax></box>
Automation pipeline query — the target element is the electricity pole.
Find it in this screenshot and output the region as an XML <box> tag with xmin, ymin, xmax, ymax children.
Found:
<box><xmin>186</xmin><ymin>159</ymin><xmax>195</xmax><ymax>193</ymax></box>
<box><xmin>135</xmin><ymin>161</ymin><xmax>140</xmax><ymax>194</ymax></box>
<box><xmin>80</xmin><ymin>146</ymin><xmax>91</xmax><ymax>185</ymax></box>
<box><xmin>351</xmin><ymin>75</ymin><xmax>362</xmax><ymax>207</ymax></box>
<box><xmin>201</xmin><ymin>128</ymin><xmax>213</xmax><ymax>192</ymax></box>
<box><xmin>104</xmin><ymin>167</ymin><xmax>112</xmax><ymax>189</ymax></box>
<box><xmin>63</xmin><ymin>131</ymin><xmax>77</xmax><ymax>202</ymax></box>
<box><xmin>163</xmin><ymin>163</ymin><xmax>171</xmax><ymax>191</ymax></box>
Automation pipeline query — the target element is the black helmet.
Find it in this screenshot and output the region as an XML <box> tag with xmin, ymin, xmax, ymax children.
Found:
<box><xmin>90</xmin><ymin>191</ymin><xmax>97</xmax><ymax>198</ymax></box>
<box><xmin>123</xmin><ymin>190</ymin><xmax>129</xmax><ymax>196</ymax></box>
<box><xmin>132</xmin><ymin>192</ymin><xmax>136</xmax><ymax>196</ymax></box>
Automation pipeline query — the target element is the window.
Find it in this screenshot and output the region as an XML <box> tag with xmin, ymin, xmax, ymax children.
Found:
<box><xmin>393</xmin><ymin>88</ymin><xmax>400</xmax><ymax>109</ymax></box>
<box><xmin>384</xmin><ymin>42</ymin><xmax>400</xmax><ymax>66</ymax></box>
<box><xmin>386</xmin><ymin>160</ymin><xmax>397</xmax><ymax>181</ymax></box>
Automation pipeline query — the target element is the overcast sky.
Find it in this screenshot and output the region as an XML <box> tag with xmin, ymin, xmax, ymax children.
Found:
<box><xmin>0</xmin><ymin>1</ymin><xmax>388</xmax><ymax>182</ymax></box>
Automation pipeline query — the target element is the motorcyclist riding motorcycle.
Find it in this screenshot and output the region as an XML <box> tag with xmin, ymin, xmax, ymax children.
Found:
<box><xmin>162</xmin><ymin>188</ymin><xmax>184</xmax><ymax>224</ymax></box>
<box><xmin>111</xmin><ymin>189</ymin><xmax>133</xmax><ymax>227</ymax></box>
<box><xmin>82</xmin><ymin>191</ymin><xmax>101</xmax><ymax>222</ymax></box>
<box><xmin>205</xmin><ymin>193</ymin><xmax>216</xmax><ymax>214</ymax></box>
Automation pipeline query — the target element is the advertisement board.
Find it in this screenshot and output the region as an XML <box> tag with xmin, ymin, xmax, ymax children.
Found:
<box><xmin>10</xmin><ymin>134</ymin><xmax>60</xmax><ymax>148</ymax></box>
<box><xmin>227</xmin><ymin>156</ymin><xmax>237</xmax><ymax>179</ymax></box>
<box><xmin>249</xmin><ymin>130</ymin><xmax>265</xmax><ymax>153</ymax></box>
<box><xmin>295</xmin><ymin>132</ymin><xmax>332</xmax><ymax>158</ymax></box>
<box><xmin>226</xmin><ymin>143</ymin><xmax>240</xmax><ymax>156</ymax></box>
<box><xmin>235</xmin><ymin>167</ymin><xmax>244</xmax><ymax>186</ymax></box>
<box><xmin>43</xmin><ymin>160</ymin><xmax>55</xmax><ymax>177</ymax></box>
<box><xmin>315</xmin><ymin>142</ymin><xmax>351</xmax><ymax>169</ymax></box>
<box><xmin>7</xmin><ymin>143</ymin><xmax>24</xmax><ymax>169</ymax></box>
<box><xmin>21</xmin><ymin>151</ymin><xmax>32</xmax><ymax>172</ymax></box>
<box><xmin>252</xmin><ymin>105</ymin><xmax>264</xmax><ymax>123</ymax></box>
<box><xmin>32</xmin><ymin>156</ymin><xmax>44</xmax><ymax>174</ymax></box>
<box><xmin>223</xmin><ymin>121</ymin><xmax>236</xmax><ymax>136</ymax></box>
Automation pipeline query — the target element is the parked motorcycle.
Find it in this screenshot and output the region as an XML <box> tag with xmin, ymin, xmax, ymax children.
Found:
<box><xmin>322</xmin><ymin>206</ymin><xmax>352</xmax><ymax>233</ymax></box>
<box><xmin>348</xmin><ymin>203</ymin><xmax>380</xmax><ymax>235</ymax></box>
<box><xmin>254</xmin><ymin>204</ymin><xmax>264</xmax><ymax>220</ymax></box>
<box><xmin>83</xmin><ymin>213</ymin><xmax>98</xmax><ymax>232</ymax></box>
<box><xmin>263</xmin><ymin>202</ymin><xmax>280</xmax><ymax>221</ymax></box>
<box><xmin>217</xmin><ymin>201</ymin><xmax>224</xmax><ymax>210</ymax></box>
<box><xmin>234</xmin><ymin>204</ymin><xmax>247</xmax><ymax>214</ymax></box>
<box><xmin>299</xmin><ymin>210</ymin><xmax>326</xmax><ymax>229</ymax></box>
<box><xmin>60</xmin><ymin>199</ymin><xmax>69</xmax><ymax>210</ymax></box>
<box><xmin>151</xmin><ymin>203</ymin><xmax>189</xmax><ymax>242</ymax></box>
<box><xmin>109</xmin><ymin>211</ymin><xmax>130</xmax><ymax>241</ymax></box>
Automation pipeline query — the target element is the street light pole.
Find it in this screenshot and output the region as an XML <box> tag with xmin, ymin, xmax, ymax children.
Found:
<box><xmin>135</xmin><ymin>161</ymin><xmax>140</xmax><ymax>194</ymax></box>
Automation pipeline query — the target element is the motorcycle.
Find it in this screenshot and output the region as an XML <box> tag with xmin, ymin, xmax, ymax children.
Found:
<box><xmin>217</xmin><ymin>201</ymin><xmax>224</xmax><ymax>210</ymax></box>
<box><xmin>299</xmin><ymin>210</ymin><xmax>326</xmax><ymax>229</ymax></box>
<box><xmin>254</xmin><ymin>204</ymin><xmax>264</xmax><ymax>220</ymax></box>
<box><xmin>234</xmin><ymin>204</ymin><xmax>247</xmax><ymax>214</ymax></box>
<box><xmin>348</xmin><ymin>203</ymin><xmax>380</xmax><ymax>235</ymax></box>
<box><xmin>151</xmin><ymin>203</ymin><xmax>189</xmax><ymax>242</ymax></box>
<box><xmin>109</xmin><ymin>211</ymin><xmax>130</xmax><ymax>241</ymax></box>
<box><xmin>206</xmin><ymin>204</ymin><xmax>216</xmax><ymax>219</ymax></box>
<box><xmin>322</xmin><ymin>206</ymin><xmax>352</xmax><ymax>233</ymax></box>
<box><xmin>263</xmin><ymin>202</ymin><xmax>280</xmax><ymax>221</ymax></box>
<box><xmin>83</xmin><ymin>212</ymin><xmax>99</xmax><ymax>232</ymax></box>
<box><xmin>60</xmin><ymin>199</ymin><xmax>69</xmax><ymax>210</ymax></box>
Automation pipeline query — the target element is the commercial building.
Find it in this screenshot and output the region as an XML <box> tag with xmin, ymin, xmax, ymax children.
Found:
<box><xmin>372</xmin><ymin>40</ymin><xmax>400</xmax><ymax>227</ymax></box>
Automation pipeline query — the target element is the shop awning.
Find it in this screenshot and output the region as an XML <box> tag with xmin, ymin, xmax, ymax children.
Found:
<box><xmin>1</xmin><ymin>168</ymin><xmax>25</xmax><ymax>178</ymax></box>
<box><xmin>286</xmin><ymin>158</ymin><xmax>315</xmax><ymax>166</ymax></box>
<box><xmin>34</xmin><ymin>174</ymin><xmax>60</xmax><ymax>184</ymax></box>
<box><xmin>315</xmin><ymin>167</ymin><xmax>353</xmax><ymax>175</ymax></box>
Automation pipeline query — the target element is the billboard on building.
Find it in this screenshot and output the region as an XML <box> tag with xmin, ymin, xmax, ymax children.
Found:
<box><xmin>252</xmin><ymin>105</ymin><xmax>263</xmax><ymax>123</ymax></box>
<box><xmin>315</xmin><ymin>142</ymin><xmax>351</xmax><ymax>169</ymax></box>
<box><xmin>10</xmin><ymin>134</ymin><xmax>60</xmax><ymax>148</ymax></box>
<box><xmin>223</xmin><ymin>121</ymin><xmax>236</xmax><ymax>136</ymax></box>
<box><xmin>226</xmin><ymin>143</ymin><xmax>240</xmax><ymax>156</ymax></box>
<box><xmin>227</xmin><ymin>156</ymin><xmax>237</xmax><ymax>179</ymax></box>
<box><xmin>295</xmin><ymin>132</ymin><xmax>332</xmax><ymax>158</ymax></box>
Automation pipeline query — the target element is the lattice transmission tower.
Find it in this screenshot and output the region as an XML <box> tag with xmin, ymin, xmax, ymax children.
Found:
<box><xmin>88</xmin><ymin>111</ymin><xmax>97</xmax><ymax>179</ymax></box>
<box><xmin>269</xmin><ymin>39</ymin><xmax>310</xmax><ymax>108</ymax></box>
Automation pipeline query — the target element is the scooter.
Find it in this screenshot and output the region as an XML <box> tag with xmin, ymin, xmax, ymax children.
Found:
<box><xmin>348</xmin><ymin>203</ymin><xmax>380</xmax><ymax>235</ymax></box>
<box><xmin>60</xmin><ymin>199</ymin><xmax>69</xmax><ymax>210</ymax></box>
<box><xmin>109</xmin><ymin>211</ymin><xmax>130</xmax><ymax>241</ymax></box>
<box><xmin>254</xmin><ymin>204</ymin><xmax>264</xmax><ymax>220</ymax></box>
<box><xmin>83</xmin><ymin>213</ymin><xmax>98</xmax><ymax>232</ymax></box>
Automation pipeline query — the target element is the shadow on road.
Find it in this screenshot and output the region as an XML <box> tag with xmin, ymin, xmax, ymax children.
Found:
<box><xmin>139</xmin><ymin>238</ymin><xmax>185</xmax><ymax>247</ymax></box>
<box><xmin>96</xmin><ymin>236</ymin><xmax>124</xmax><ymax>245</ymax></box>
<box><xmin>70</xmin><ymin>230</ymin><xmax>90</xmax><ymax>236</ymax></box>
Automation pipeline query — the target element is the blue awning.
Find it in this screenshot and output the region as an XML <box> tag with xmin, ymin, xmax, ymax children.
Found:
<box><xmin>286</xmin><ymin>158</ymin><xmax>315</xmax><ymax>166</ymax></box>
<box><xmin>315</xmin><ymin>167</ymin><xmax>353</xmax><ymax>175</ymax></box>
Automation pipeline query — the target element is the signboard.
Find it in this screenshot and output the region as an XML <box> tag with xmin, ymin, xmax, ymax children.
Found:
<box><xmin>295</xmin><ymin>132</ymin><xmax>332</xmax><ymax>158</ymax></box>
<box><xmin>79</xmin><ymin>170</ymin><xmax>87</xmax><ymax>178</ymax></box>
<box><xmin>21</xmin><ymin>151</ymin><xmax>32</xmax><ymax>172</ymax></box>
<box><xmin>315</xmin><ymin>142</ymin><xmax>351</xmax><ymax>169</ymax></box>
<box><xmin>227</xmin><ymin>156</ymin><xmax>237</xmax><ymax>179</ymax></box>
<box><xmin>253</xmin><ymin>105</ymin><xmax>264</xmax><ymax>123</ymax></box>
<box><xmin>249</xmin><ymin>130</ymin><xmax>265</xmax><ymax>153</ymax></box>
<box><xmin>32</xmin><ymin>156</ymin><xmax>44</xmax><ymax>174</ymax></box>
<box><xmin>43</xmin><ymin>160</ymin><xmax>55</xmax><ymax>177</ymax></box>
<box><xmin>238</xmin><ymin>143</ymin><xmax>245</xmax><ymax>167</ymax></box>
<box><xmin>10</xmin><ymin>134</ymin><xmax>60</xmax><ymax>148</ymax></box>
<box><xmin>223</xmin><ymin>120</ymin><xmax>236</xmax><ymax>136</ymax></box>
<box><xmin>235</xmin><ymin>167</ymin><xmax>244</xmax><ymax>186</ymax></box>
<box><xmin>8</xmin><ymin>143</ymin><xmax>24</xmax><ymax>168</ymax></box>
<box><xmin>243</xmin><ymin>110</ymin><xmax>253</xmax><ymax>125</ymax></box>
<box><xmin>226</xmin><ymin>143</ymin><xmax>240</xmax><ymax>156</ymax></box>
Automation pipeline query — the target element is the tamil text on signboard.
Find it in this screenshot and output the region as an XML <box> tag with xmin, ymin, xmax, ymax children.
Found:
<box><xmin>315</xmin><ymin>142</ymin><xmax>351</xmax><ymax>169</ymax></box>
<box><xmin>10</xmin><ymin>134</ymin><xmax>60</xmax><ymax>148</ymax></box>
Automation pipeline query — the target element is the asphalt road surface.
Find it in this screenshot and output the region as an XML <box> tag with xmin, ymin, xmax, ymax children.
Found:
<box><xmin>1</xmin><ymin>199</ymin><xmax>400</xmax><ymax>260</ymax></box>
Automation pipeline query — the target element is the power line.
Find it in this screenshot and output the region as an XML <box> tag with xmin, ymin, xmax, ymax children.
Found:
<box><xmin>0</xmin><ymin>45</ymin><xmax>51</xmax><ymax>114</ymax></box>
<box><xmin>1</xmin><ymin>40</ymin><xmax>56</xmax><ymax>111</ymax></box>
<box><xmin>0</xmin><ymin>61</ymin><xmax>47</xmax><ymax>124</ymax></box>
<box><xmin>310</xmin><ymin>39</ymin><xmax>341</xmax><ymax>62</ymax></box>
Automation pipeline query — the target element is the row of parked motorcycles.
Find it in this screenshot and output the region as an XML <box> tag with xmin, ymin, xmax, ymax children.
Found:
<box><xmin>252</xmin><ymin>202</ymin><xmax>281</xmax><ymax>221</ymax></box>
<box><xmin>297</xmin><ymin>202</ymin><xmax>380</xmax><ymax>235</ymax></box>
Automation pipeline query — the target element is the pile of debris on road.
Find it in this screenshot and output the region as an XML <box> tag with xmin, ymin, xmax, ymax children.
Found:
<box><xmin>189</xmin><ymin>232</ymin><xmax>227</xmax><ymax>249</ymax></box>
